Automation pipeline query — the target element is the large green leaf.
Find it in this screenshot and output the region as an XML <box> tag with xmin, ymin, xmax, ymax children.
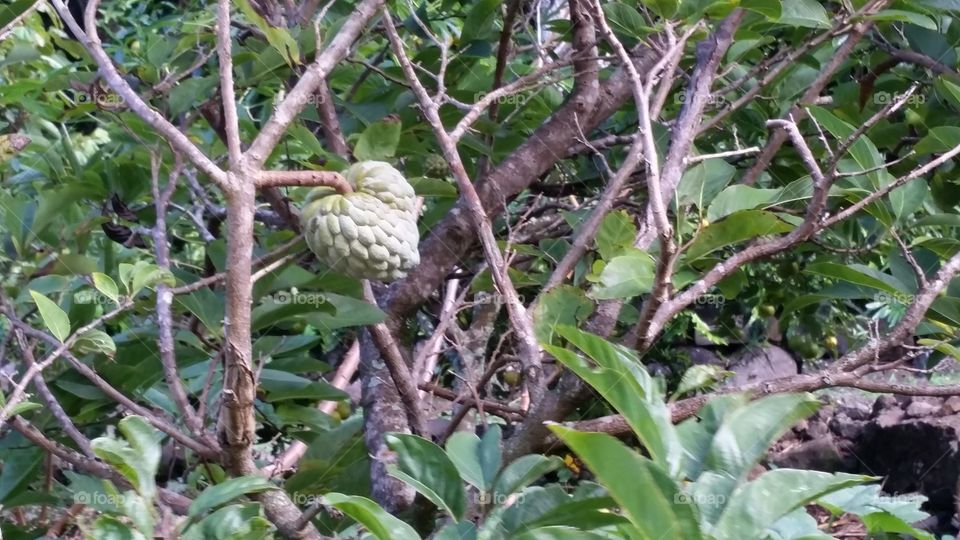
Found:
<box><xmin>595</xmin><ymin>210</ymin><xmax>637</xmax><ymax>260</ymax></box>
<box><xmin>513</xmin><ymin>527</ymin><xmax>611</xmax><ymax>540</ymax></box>
<box><xmin>386</xmin><ymin>433</ymin><xmax>467</xmax><ymax>520</ymax></box>
<box><xmin>445</xmin><ymin>425</ymin><xmax>502</xmax><ymax>493</ymax></box>
<box><xmin>354</xmin><ymin>119</ymin><xmax>402</xmax><ymax>161</ymax></box>
<box><xmin>532</xmin><ymin>286</ymin><xmax>594</xmax><ymax>344</ymax></box>
<box><xmin>182</xmin><ymin>503</ymin><xmax>275</xmax><ymax>540</ymax></box>
<box><xmin>684</xmin><ymin>210</ymin><xmax>794</xmax><ymax>262</ymax></box>
<box><xmin>89</xmin><ymin>516</ymin><xmax>148</xmax><ymax>540</ymax></box>
<box><xmin>549</xmin><ymin>426</ymin><xmax>701</xmax><ymax>540</ymax></box>
<box><xmin>188</xmin><ymin>476</ymin><xmax>278</xmax><ymax>518</ymax></box>
<box><xmin>236</xmin><ymin>0</ymin><xmax>299</xmax><ymax>66</ymax></box>
<box><xmin>710</xmin><ymin>470</ymin><xmax>872</xmax><ymax>540</ymax></box>
<box><xmin>0</xmin><ymin>447</ymin><xmax>43</xmax><ymax>504</ymax></box>
<box><xmin>324</xmin><ymin>493</ymin><xmax>421</xmax><ymax>540</ymax></box>
<box><xmin>675</xmin><ymin>158</ymin><xmax>736</xmax><ymax>209</ymax></box>
<box><xmin>707</xmin><ymin>186</ymin><xmax>780</xmax><ymax>222</ymax></box>
<box><xmin>805</xmin><ymin>262</ymin><xmax>913</xmax><ymax>296</ymax></box>
<box><xmin>494</xmin><ymin>455</ymin><xmax>563</xmax><ymax>500</ymax></box>
<box><xmin>914</xmin><ymin>126</ymin><xmax>960</xmax><ymax>155</ymax></box>
<box><xmin>602</xmin><ymin>3</ymin><xmax>651</xmax><ymax>42</ymax></box>
<box><xmin>29</xmin><ymin>290</ymin><xmax>70</xmax><ymax>341</ymax></box>
<box><xmin>706</xmin><ymin>394</ymin><xmax>821</xmax><ymax>480</ymax></box>
<box><xmin>91</xmin><ymin>415</ymin><xmax>160</xmax><ymax>500</ymax></box>
<box><xmin>778</xmin><ymin>0</ymin><xmax>830</xmax><ymax>27</ymax></box>
<box><xmin>546</xmin><ymin>325</ymin><xmax>683</xmax><ymax>475</ymax></box>
<box><xmin>588</xmin><ymin>248</ymin><xmax>656</xmax><ymax>300</ymax></box>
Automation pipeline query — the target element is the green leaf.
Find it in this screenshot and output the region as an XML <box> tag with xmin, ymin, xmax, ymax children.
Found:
<box><xmin>236</xmin><ymin>0</ymin><xmax>300</xmax><ymax>66</ymax></box>
<box><xmin>513</xmin><ymin>527</ymin><xmax>611</xmax><ymax>540</ymax></box>
<box><xmin>0</xmin><ymin>447</ymin><xmax>43</xmax><ymax>504</ymax></box>
<box><xmin>324</xmin><ymin>493</ymin><xmax>421</xmax><ymax>540</ymax></box>
<box><xmin>549</xmin><ymin>426</ymin><xmax>700</xmax><ymax>540</ymax></box>
<box><xmin>861</xmin><ymin>512</ymin><xmax>935</xmax><ymax>540</ymax></box>
<box><xmin>684</xmin><ymin>210</ymin><xmax>794</xmax><ymax>262</ymax></box>
<box><xmin>741</xmin><ymin>0</ymin><xmax>782</xmax><ymax>19</ymax></box>
<box><xmin>176</xmin><ymin>288</ymin><xmax>225</xmax><ymax>338</ymax></box>
<box><xmin>446</xmin><ymin>432</ymin><xmax>487</xmax><ymax>490</ymax></box>
<box><xmin>938</xmin><ymin>77</ymin><xmax>960</xmax><ymax>109</ymax></box>
<box><xmin>131</xmin><ymin>264</ymin><xmax>175</xmax><ymax>296</ymax></box>
<box><xmin>711</xmin><ymin>470</ymin><xmax>872</xmax><ymax>540</ymax></box>
<box><xmin>182</xmin><ymin>503</ymin><xmax>275</xmax><ymax>540</ymax></box>
<box><xmin>354</xmin><ymin>118</ymin><xmax>402</xmax><ymax>161</ymax></box>
<box><xmin>2</xmin><ymin>400</ymin><xmax>41</xmax><ymax>417</ymax></box>
<box><xmin>435</xmin><ymin>522</ymin><xmax>476</xmax><ymax>540</ymax></box>
<box><xmin>671</xmin><ymin>364</ymin><xmax>729</xmax><ymax>399</ymax></box>
<box><xmin>72</xmin><ymin>329</ymin><xmax>117</xmax><ymax>359</ymax></box>
<box><xmin>188</xmin><ymin>476</ymin><xmax>277</xmax><ymax>518</ymax></box>
<box><xmin>119</xmin><ymin>416</ymin><xmax>161</xmax><ymax>500</ymax></box>
<box><xmin>865</xmin><ymin>9</ymin><xmax>938</xmax><ymax>30</ymax></box>
<box><xmin>29</xmin><ymin>290</ymin><xmax>71</xmax><ymax>342</ymax></box>
<box><xmin>0</xmin><ymin>0</ymin><xmax>39</xmax><ymax>34</ymax></box>
<box><xmin>805</xmin><ymin>262</ymin><xmax>912</xmax><ymax>296</ymax></box>
<box><xmin>706</xmin><ymin>394</ymin><xmax>821</xmax><ymax>480</ymax></box>
<box><xmin>916</xmin><ymin>126</ymin><xmax>960</xmax><ymax>155</ymax></box>
<box><xmin>459</xmin><ymin>0</ymin><xmax>499</xmax><ymax>43</ymax></box>
<box><xmin>707</xmin><ymin>185</ymin><xmax>780</xmax><ymax>222</ymax></box>
<box><xmin>676</xmin><ymin>158</ymin><xmax>736</xmax><ymax>209</ymax></box>
<box><xmin>602</xmin><ymin>3</ymin><xmax>651</xmax><ymax>41</ymax></box>
<box><xmin>445</xmin><ymin>426</ymin><xmax>501</xmax><ymax>493</ymax></box>
<box><xmin>778</xmin><ymin>0</ymin><xmax>830</xmax><ymax>28</ymax></box>
<box><xmin>889</xmin><ymin>178</ymin><xmax>927</xmax><ymax>222</ymax></box>
<box><xmin>808</xmin><ymin>107</ymin><xmax>884</xmax><ymax>178</ymax></box>
<box><xmin>640</xmin><ymin>0</ymin><xmax>679</xmax><ymax>19</ymax></box>
<box><xmin>595</xmin><ymin>210</ymin><xmax>637</xmax><ymax>260</ymax></box>
<box><xmin>588</xmin><ymin>248</ymin><xmax>656</xmax><ymax>300</ymax></box>
<box><xmin>546</xmin><ymin>325</ymin><xmax>683</xmax><ymax>475</ymax></box>
<box><xmin>386</xmin><ymin>433</ymin><xmax>467</xmax><ymax>520</ymax></box>
<box><xmin>532</xmin><ymin>286</ymin><xmax>594</xmax><ymax>344</ymax></box>
<box><xmin>493</xmin><ymin>455</ymin><xmax>563</xmax><ymax>499</ymax></box>
<box><xmin>92</xmin><ymin>272</ymin><xmax>120</xmax><ymax>305</ymax></box>
<box><xmin>167</xmin><ymin>77</ymin><xmax>219</xmax><ymax>117</ymax></box>
<box><xmin>819</xmin><ymin>484</ymin><xmax>929</xmax><ymax>525</ymax></box>
<box><xmin>301</xmin><ymin>292</ymin><xmax>386</xmax><ymax>331</ymax></box>
<box><xmin>89</xmin><ymin>515</ymin><xmax>148</xmax><ymax>540</ymax></box>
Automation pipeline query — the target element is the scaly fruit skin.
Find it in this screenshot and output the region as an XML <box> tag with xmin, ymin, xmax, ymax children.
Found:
<box><xmin>301</xmin><ymin>161</ymin><xmax>420</xmax><ymax>281</ymax></box>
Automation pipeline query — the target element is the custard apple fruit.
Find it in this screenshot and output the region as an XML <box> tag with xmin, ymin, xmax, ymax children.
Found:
<box><xmin>301</xmin><ymin>161</ymin><xmax>420</xmax><ymax>281</ymax></box>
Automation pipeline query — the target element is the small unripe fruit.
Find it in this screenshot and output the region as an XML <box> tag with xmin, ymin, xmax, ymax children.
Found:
<box><xmin>700</xmin><ymin>218</ymin><xmax>710</xmax><ymax>228</ymax></box>
<box><xmin>760</xmin><ymin>304</ymin><xmax>776</xmax><ymax>317</ymax></box>
<box><xmin>824</xmin><ymin>336</ymin><xmax>838</xmax><ymax>350</ymax></box>
<box><xmin>502</xmin><ymin>369</ymin><xmax>522</xmax><ymax>387</ymax></box>
<box><xmin>336</xmin><ymin>400</ymin><xmax>352</xmax><ymax>419</ymax></box>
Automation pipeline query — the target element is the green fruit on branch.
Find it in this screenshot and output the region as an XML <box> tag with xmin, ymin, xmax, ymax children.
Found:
<box><xmin>301</xmin><ymin>161</ymin><xmax>420</xmax><ymax>281</ymax></box>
